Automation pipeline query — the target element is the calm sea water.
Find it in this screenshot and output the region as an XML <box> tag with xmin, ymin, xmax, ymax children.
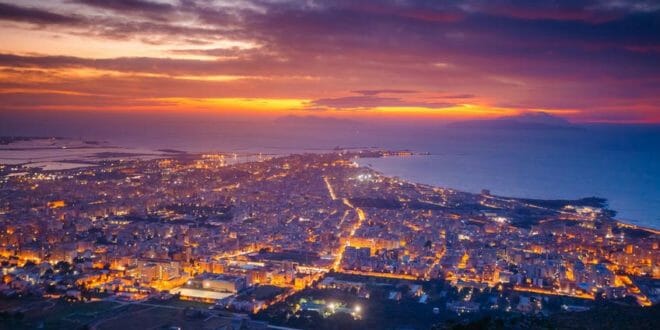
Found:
<box><xmin>358</xmin><ymin>126</ymin><xmax>660</xmax><ymax>229</ymax></box>
<box><xmin>2</xmin><ymin>112</ymin><xmax>659</xmax><ymax>228</ymax></box>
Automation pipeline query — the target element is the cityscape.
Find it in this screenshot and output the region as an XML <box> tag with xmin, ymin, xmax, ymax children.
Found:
<box><xmin>1</xmin><ymin>0</ymin><xmax>660</xmax><ymax>329</ymax></box>
<box><xmin>0</xmin><ymin>139</ymin><xmax>658</xmax><ymax>329</ymax></box>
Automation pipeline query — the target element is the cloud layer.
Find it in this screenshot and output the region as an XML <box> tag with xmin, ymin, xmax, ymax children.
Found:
<box><xmin>0</xmin><ymin>0</ymin><xmax>659</xmax><ymax>122</ymax></box>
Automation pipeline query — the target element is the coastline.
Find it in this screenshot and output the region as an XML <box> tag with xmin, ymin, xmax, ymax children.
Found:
<box><xmin>358</xmin><ymin>153</ymin><xmax>660</xmax><ymax>231</ymax></box>
<box><xmin>2</xmin><ymin>138</ymin><xmax>658</xmax><ymax>231</ymax></box>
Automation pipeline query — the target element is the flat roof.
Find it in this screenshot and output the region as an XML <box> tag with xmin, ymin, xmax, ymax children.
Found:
<box><xmin>170</xmin><ymin>287</ymin><xmax>234</xmax><ymax>300</ymax></box>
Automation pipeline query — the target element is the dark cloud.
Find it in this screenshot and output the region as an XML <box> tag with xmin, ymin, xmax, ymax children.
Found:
<box><xmin>352</xmin><ymin>90</ymin><xmax>417</xmax><ymax>96</ymax></box>
<box><xmin>167</xmin><ymin>46</ymin><xmax>276</xmax><ymax>59</ymax></box>
<box><xmin>0</xmin><ymin>2</ymin><xmax>81</xmax><ymax>25</ymax></box>
<box><xmin>443</xmin><ymin>94</ymin><xmax>475</xmax><ymax>99</ymax></box>
<box><xmin>311</xmin><ymin>95</ymin><xmax>455</xmax><ymax>110</ymax></box>
<box><xmin>73</xmin><ymin>0</ymin><xmax>175</xmax><ymax>14</ymax></box>
<box><xmin>84</xmin><ymin>18</ymin><xmax>233</xmax><ymax>42</ymax></box>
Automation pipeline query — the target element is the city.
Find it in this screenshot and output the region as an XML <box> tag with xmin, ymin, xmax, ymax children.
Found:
<box><xmin>1</xmin><ymin>1</ymin><xmax>659</xmax><ymax>328</ymax></box>
<box><xmin>1</xmin><ymin>148</ymin><xmax>657</xmax><ymax>328</ymax></box>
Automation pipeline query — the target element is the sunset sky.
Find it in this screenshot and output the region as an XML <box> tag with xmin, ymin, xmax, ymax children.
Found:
<box><xmin>1</xmin><ymin>0</ymin><xmax>659</xmax><ymax>123</ymax></box>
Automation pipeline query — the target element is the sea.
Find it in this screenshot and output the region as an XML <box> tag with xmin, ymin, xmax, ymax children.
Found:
<box><xmin>1</xmin><ymin>112</ymin><xmax>659</xmax><ymax>229</ymax></box>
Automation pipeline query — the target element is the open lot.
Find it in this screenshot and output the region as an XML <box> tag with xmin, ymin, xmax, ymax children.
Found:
<box><xmin>0</xmin><ymin>298</ymin><xmax>238</xmax><ymax>330</ymax></box>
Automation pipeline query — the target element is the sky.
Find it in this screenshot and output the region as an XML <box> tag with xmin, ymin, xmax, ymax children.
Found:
<box><xmin>0</xmin><ymin>0</ymin><xmax>659</xmax><ymax>123</ymax></box>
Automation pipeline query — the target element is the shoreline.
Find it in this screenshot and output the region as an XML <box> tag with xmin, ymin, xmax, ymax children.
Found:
<box><xmin>357</xmin><ymin>153</ymin><xmax>659</xmax><ymax>231</ymax></box>
<box><xmin>2</xmin><ymin>143</ymin><xmax>658</xmax><ymax>231</ymax></box>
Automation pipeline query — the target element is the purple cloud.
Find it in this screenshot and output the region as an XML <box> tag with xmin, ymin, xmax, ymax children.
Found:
<box><xmin>0</xmin><ymin>2</ymin><xmax>81</xmax><ymax>25</ymax></box>
<box><xmin>311</xmin><ymin>94</ymin><xmax>455</xmax><ymax>110</ymax></box>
